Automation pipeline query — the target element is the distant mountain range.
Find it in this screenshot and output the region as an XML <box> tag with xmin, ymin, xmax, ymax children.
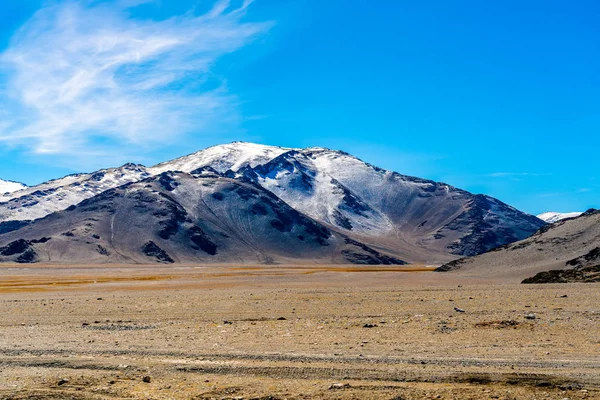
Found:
<box><xmin>0</xmin><ymin>142</ymin><xmax>545</xmax><ymax>265</ymax></box>
<box><xmin>537</xmin><ymin>211</ymin><xmax>583</xmax><ymax>224</ymax></box>
<box><xmin>437</xmin><ymin>209</ymin><xmax>600</xmax><ymax>282</ymax></box>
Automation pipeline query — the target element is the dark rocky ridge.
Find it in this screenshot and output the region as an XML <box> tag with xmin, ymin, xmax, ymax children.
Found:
<box><xmin>522</xmin><ymin>265</ymin><xmax>600</xmax><ymax>284</ymax></box>
<box><xmin>0</xmin><ymin>237</ymin><xmax>50</xmax><ymax>264</ymax></box>
<box><xmin>142</xmin><ymin>241</ymin><xmax>175</xmax><ymax>264</ymax></box>
<box><xmin>566</xmin><ymin>247</ymin><xmax>600</xmax><ymax>268</ymax></box>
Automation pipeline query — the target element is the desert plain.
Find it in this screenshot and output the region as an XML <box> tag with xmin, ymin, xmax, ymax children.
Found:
<box><xmin>0</xmin><ymin>264</ymin><xmax>598</xmax><ymax>399</ymax></box>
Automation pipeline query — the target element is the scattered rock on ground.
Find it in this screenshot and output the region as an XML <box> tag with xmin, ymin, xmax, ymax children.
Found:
<box><xmin>329</xmin><ymin>383</ymin><xmax>351</xmax><ymax>390</ymax></box>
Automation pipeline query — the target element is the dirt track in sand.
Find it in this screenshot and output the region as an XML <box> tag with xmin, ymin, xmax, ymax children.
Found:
<box><xmin>0</xmin><ymin>264</ymin><xmax>599</xmax><ymax>399</ymax></box>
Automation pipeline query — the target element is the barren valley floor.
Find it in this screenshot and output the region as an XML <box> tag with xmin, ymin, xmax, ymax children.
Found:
<box><xmin>0</xmin><ymin>265</ymin><xmax>598</xmax><ymax>399</ymax></box>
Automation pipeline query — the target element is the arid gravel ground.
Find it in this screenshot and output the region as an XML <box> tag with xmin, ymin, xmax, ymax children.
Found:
<box><xmin>0</xmin><ymin>264</ymin><xmax>599</xmax><ymax>399</ymax></box>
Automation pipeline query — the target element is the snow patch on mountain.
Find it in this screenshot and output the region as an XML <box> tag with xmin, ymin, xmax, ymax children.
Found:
<box><xmin>0</xmin><ymin>164</ymin><xmax>150</xmax><ymax>222</ymax></box>
<box><xmin>246</xmin><ymin>150</ymin><xmax>394</xmax><ymax>235</ymax></box>
<box><xmin>0</xmin><ymin>180</ymin><xmax>27</xmax><ymax>195</ymax></box>
<box><xmin>150</xmin><ymin>142</ymin><xmax>290</xmax><ymax>175</ymax></box>
<box><xmin>537</xmin><ymin>212</ymin><xmax>583</xmax><ymax>224</ymax></box>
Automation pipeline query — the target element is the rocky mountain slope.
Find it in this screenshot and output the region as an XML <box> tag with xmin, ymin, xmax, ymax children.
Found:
<box><xmin>436</xmin><ymin>209</ymin><xmax>600</xmax><ymax>281</ymax></box>
<box><xmin>0</xmin><ymin>179</ymin><xmax>27</xmax><ymax>195</ymax></box>
<box><xmin>148</xmin><ymin>143</ymin><xmax>545</xmax><ymax>262</ymax></box>
<box><xmin>0</xmin><ymin>142</ymin><xmax>546</xmax><ymax>264</ymax></box>
<box><xmin>537</xmin><ymin>211</ymin><xmax>583</xmax><ymax>224</ymax></box>
<box><xmin>0</xmin><ymin>164</ymin><xmax>150</xmax><ymax>223</ymax></box>
<box><xmin>0</xmin><ymin>171</ymin><xmax>406</xmax><ymax>265</ymax></box>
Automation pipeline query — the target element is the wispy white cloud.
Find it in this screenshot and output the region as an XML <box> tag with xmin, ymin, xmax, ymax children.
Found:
<box><xmin>488</xmin><ymin>172</ymin><xmax>551</xmax><ymax>178</ymax></box>
<box><xmin>486</xmin><ymin>172</ymin><xmax>552</xmax><ymax>182</ymax></box>
<box><xmin>0</xmin><ymin>0</ymin><xmax>270</xmax><ymax>160</ymax></box>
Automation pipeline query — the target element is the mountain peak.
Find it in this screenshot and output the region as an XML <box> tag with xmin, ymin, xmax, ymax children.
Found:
<box><xmin>150</xmin><ymin>142</ymin><xmax>292</xmax><ymax>174</ymax></box>
<box><xmin>149</xmin><ymin>142</ymin><xmax>359</xmax><ymax>175</ymax></box>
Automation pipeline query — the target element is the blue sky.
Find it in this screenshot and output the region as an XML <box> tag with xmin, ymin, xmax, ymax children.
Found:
<box><xmin>0</xmin><ymin>0</ymin><xmax>598</xmax><ymax>215</ymax></box>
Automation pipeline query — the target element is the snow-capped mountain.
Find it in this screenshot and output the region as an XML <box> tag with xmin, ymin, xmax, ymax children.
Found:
<box><xmin>537</xmin><ymin>212</ymin><xmax>583</xmax><ymax>224</ymax></box>
<box><xmin>148</xmin><ymin>143</ymin><xmax>545</xmax><ymax>260</ymax></box>
<box><xmin>0</xmin><ymin>179</ymin><xmax>27</xmax><ymax>195</ymax></box>
<box><xmin>0</xmin><ymin>142</ymin><xmax>546</xmax><ymax>264</ymax></box>
<box><xmin>0</xmin><ymin>164</ymin><xmax>150</xmax><ymax>222</ymax></box>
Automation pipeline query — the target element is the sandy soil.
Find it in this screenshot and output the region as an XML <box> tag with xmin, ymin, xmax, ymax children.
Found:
<box><xmin>0</xmin><ymin>264</ymin><xmax>599</xmax><ymax>399</ymax></box>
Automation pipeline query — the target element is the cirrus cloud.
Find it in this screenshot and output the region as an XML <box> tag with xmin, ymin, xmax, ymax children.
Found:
<box><xmin>488</xmin><ymin>172</ymin><xmax>551</xmax><ymax>178</ymax></box>
<box><xmin>0</xmin><ymin>0</ymin><xmax>270</xmax><ymax>159</ymax></box>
